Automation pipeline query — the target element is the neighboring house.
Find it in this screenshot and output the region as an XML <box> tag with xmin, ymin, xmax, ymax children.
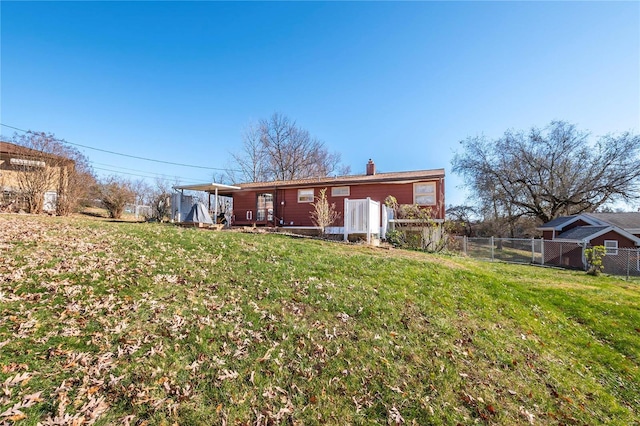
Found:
<box><xmin>0</xmin><ymin>141</ymin><xmax>73</xmax><ymax>212</ymax></box>
<box><xmin>175</xmin><ymin>160</ymin><xmax>445</xmax><ymax>237</ymax></box>
<box><xmin>538</xmin><ymin>212</ymin><xmax>640</xmax><ymax>269</ymax></box>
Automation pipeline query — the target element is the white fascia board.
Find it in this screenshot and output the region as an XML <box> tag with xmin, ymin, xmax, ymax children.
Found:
<box><xmin>576</xmin><ymin>226</ymin><xmax>640</xmax><ymax>247</ymax></box>
<box><xmin>538</xmin><ymin>214</ymin><xmax>604</xmax><ymax>231</ymax></box>
<box><xmin>580</xmin><ymin>213</ymin><xmax>609</xmax><ymax>226</ymax></box>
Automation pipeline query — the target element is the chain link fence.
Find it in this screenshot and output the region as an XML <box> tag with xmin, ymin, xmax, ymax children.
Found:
<box><xmin>602</xmin><ymin>247</ymin><xmax>640</xmax><ymax>278</ymax></box>
<box><xmin>449</xmin><ymin>236</ymin><xmax>640</xmax><ymax>280</ymax></box>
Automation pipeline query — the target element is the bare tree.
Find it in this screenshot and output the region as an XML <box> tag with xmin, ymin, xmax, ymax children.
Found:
<box><xmin>97</xmin><ymin>176</ymin><xmax>135</xmax><ymax>219</ymax></box>
<box><xmin>10</xmin><ymin>131</ymin><xmax>95</xmax><ymax>215</ymax></box>
<box><xmin>148</xmin><ymin>178</ymin><xmax>173</xmax><ymax>222</ymax></box>
<box><xmin>229</xmin><ymin>113</ymin><xmax>349</xmax><ymax>183</ymax></box>
<box><xmin>228</xmin><ymin>122</ymin><xmax>269</xmax><ymax>183</ymax></box>
<box><xmin>445</xmin><ymin>204</ymin><xmax>477</xmax><ymax>236</ymax></box>
<box><xmin>452</xmin><ymin>121</ymin><xmax>640</xmax><ymax>225</ymax></box>
<box><xmin>56</xmin><ymin>148</ymin><xmax>95</xmax><ymax>216</ymax></box>
<box><xmin>310</xmin><ymin>188</ymin><xmax>340</xmax><ymax>236</ymax></box>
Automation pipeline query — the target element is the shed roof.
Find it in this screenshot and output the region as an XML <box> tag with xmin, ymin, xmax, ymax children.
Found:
<box><xmin>555</xmin><ymin>226</ymin><xmax>610</xmax><ymax>241</ymax></box>
<box><xmin>539</xmin><ymin>215</ymin><xmax>579</xmax><ymax>230</ymax></box>
<box><xmin>555</xmin><ymin>225</ymin><xmax>640</xmax><ymax>246</ymax></box>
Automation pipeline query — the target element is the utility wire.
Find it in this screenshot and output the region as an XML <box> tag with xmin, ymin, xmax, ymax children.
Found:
<box><xmin>1</xmin><ymin>122</ymin><xmax>240</xmax><ymax>172</ymax></box>
<box><xmin>91</xmin><ymin>165</ymin><xmax>207</xmax><ymax>184</ymax></box>
<box><xmin>89</xmin><ymin>161</ymin><xmax>208</xmax><ymax>182</ymax></box>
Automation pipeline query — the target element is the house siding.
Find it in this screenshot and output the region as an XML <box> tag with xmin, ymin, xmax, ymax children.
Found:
<box><xmin>230</xmin><ymin>179</ymin><xmax>445</xmax><ymax>227</ymax></box>
<box><xmin>1</xmin><ymin>143</ymin><xmax>72</xmax><ymax>211</ymax></box>
<box><xmin>590</xmin><ymin>231</ymin><xmax>637</xmax><ymax>249</ymax></box>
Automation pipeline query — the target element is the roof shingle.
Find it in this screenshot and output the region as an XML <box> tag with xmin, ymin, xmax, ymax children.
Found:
<box><xmin>232</xmin><ymin>168</ymin><xmax>445</xmax><ymax>191</ymax></box>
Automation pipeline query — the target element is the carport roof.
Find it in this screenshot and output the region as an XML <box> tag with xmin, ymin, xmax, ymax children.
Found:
<box><xmin>173</xmin><ymin>183</ymin><xmax>241</xmax><ymax>192</ymax></box>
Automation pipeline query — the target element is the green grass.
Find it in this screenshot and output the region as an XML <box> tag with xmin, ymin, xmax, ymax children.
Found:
<box><xmin>0</xmin><ymin>214</ymin><xmax>639</xmax><ymax>425</ymax></box>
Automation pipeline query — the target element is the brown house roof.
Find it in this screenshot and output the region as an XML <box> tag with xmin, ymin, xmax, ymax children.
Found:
<box><xmin>230</xmin><ymin>168</ymin><xmax>445</xmax><ymax>192</ymax></box>
<box><xmin>0</xmin><ymin>141</ymin><xmax>73</xmax><ymax>165</ymax></box>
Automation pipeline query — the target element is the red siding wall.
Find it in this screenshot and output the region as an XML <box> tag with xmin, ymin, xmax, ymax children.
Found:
<box><xmin>231</xmin><ymin>191</ymin><xmax>258</xmax><ymax>224</ymax></box>
<box><xmin>591</xmin><ymin>231</ymin><xmax>637</xmax><ymax>249</ymax></box>
<box><xmin>231</xmin><ymin>179</ymin><xmax>445</xmax><ymax>227</ymax></box>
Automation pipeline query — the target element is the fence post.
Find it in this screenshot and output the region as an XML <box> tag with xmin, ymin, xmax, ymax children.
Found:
<box><xmin>366</xmin><ymin>197</ymin><xmax>371</xmax><ymax>245</ymax></box>
<box><xmin>559</xmin><ymin>243</ymin><xmax>563</xmax><ymax>266</ymax></box>
<box><xmin>343</xmin><ymin>199</ymin><xmax>349</xmax><ymax>242</ymax></box>
<box><xmin>490</xmin><ymin>236</ymin><xmax>494</xmax><ymax>261</ymax></box>
<box><xmin>627</xmin><ymin>249</ymin><xmax>631</xmax><ymax>281</ymax></box>
<box><xmin>531</xmin><ymin>238</ymin><xmax>535</xmax><ymax>263</ymax></box>
<box><xmin>463</xmin><ymin>236</ymin><xmax>467</xmax><ymax>255</ymax></box>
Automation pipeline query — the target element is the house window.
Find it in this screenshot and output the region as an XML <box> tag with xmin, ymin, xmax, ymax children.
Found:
<box><xmin>10</xmin><ymin>158</ymin><xmax>46</xmax><ymax>168</ymax></box>
<box><xmin>331</xmin><ymin>186</ymin><xmax>350</xmax><ymax>197</ymax></box>
<box><xmin>297</xmin><ymin>189</ymin><xmax>314</xmax><ymax>203</ymax></box>
<box><xmin>413</xmin><ymin>182</ymin><xmax>436</xmax><ymax>206</ymax></box>
<box><xmin>604</xmin><ymin>240</ymin><xmax>618</xmax><ymax>255</ymax></box>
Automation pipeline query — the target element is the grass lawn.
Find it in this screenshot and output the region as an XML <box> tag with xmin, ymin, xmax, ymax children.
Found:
<box><xmin>0</xmin><ymin>214</ymin><xmax>638</xmax><ymax>425</ymax></box>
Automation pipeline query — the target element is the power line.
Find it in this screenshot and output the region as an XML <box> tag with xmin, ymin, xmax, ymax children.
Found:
<box><xmin>91</xmin><ymin>166</ymin><xmax>201</xmax><ymax>182</ymax></box>
<box><xmin>0</xmin><ymin>122</ymin><xmax>240</xmax><ymax>172</ymax></box>
<box><xmin>89</xmin><ymin>161</ymin><xmax>208</xmax><ymax>182</ymax></box>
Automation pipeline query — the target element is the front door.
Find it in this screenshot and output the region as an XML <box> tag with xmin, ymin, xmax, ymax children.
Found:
<box><xmin>256</xmin><ymin>193</ymin><xmax>274</xmax><ymax>224</ymax></box>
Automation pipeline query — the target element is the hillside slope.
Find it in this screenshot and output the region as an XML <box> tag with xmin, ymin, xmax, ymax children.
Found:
<box><xmin>0</xmin><ymin>215</ymin><xmax>638</xmax><ymax>425</ymax></box>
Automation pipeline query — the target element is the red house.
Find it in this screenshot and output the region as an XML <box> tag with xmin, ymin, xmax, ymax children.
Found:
<box><xmin>538</xmin><ymin>212</ymin><xmax>640</xmax><ymax>269</ymax></box>
<box><xmin>175</xmin><ymin>160</ymin><xmax>445</xmax><ymax>235</ymax></box>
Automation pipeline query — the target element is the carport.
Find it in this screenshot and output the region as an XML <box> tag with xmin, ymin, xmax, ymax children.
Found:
<box><xmin>172</xmin><ymin>182</ymin><xmax>241</xmax><ymax>224</ymax></box>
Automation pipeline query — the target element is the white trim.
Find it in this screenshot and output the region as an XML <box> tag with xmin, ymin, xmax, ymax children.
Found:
<box><xmin>297</xmin><ymin>188</ymin><xmax>314</xmax><ymax>203</ymax></box>
<box><xmin>537</xmin><ymin>214</ymin><xmax>602</xmax><ymax>231</ymax></box>
<box><xmin>331</xmin><ymin>186</ymin><xmax>350</xmax><ymax>197</ymax></box>
<box><xmin>389</xmin><ymin>218</ymin><xmax>445</xmax><ymax>224</ymax></box>
<box><xmin>555</xmin><ymin>225</ymin><xmax>640</xmax><ymax>246</ymax></box>
<box><xmin>604</xmin><ymin>240</ymin><xmax>618</xmax><ymax>255</ymax></box>
<box><xmin>413</xmin><ymin>182</ymin><xmax>436</xmax><ymax>206</ymax></box>
<box><xmin>10</xmin><ymin>158</ymin><xmax>46</xmax><ymax>168</ymax></box>
<box><xmin>173</xmin><ymin>183</ymin><xmax>241</xmax><ymax>192</ymax></box>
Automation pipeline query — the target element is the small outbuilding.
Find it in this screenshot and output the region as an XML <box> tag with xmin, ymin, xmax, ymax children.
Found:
<box><xmin>538</xmin><ymin>212</ymin><xmax>640</xmax><ymax>270</ymax></box>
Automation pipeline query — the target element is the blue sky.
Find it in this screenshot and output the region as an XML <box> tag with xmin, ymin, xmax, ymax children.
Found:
<box><xmin>1</xmin><ymin>1</ymin><xmax>638</xmax><ymax>207</ymax></box>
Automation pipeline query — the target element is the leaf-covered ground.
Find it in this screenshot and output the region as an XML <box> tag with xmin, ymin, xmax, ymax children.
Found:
<box><xmin>0</xmin><ymin>214</ymin><xmax>638</xmax><ymax>425</ymax></box>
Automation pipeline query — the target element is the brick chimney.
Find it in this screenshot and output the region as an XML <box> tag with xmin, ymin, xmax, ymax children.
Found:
<box><xmin>366</xmin><ymin>159</ymin><xmax>376</xmax><ymax>176</ymax></box>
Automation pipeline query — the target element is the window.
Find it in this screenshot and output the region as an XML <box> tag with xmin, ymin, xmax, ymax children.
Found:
<box><xmin>297</xmin><ymin>189</ymin><xmax>314</xmax><ymax>203</ymax></box>
<box><xmin>256</xmin><ymin>193</ymin><xmax>273</xmax><ymax>222</ymax></box>
<box><xmin>413</xmin><ymin>182</ymin><xmax>436</xmax><ymax>205</ymax></box>
<box><xmin>331</xmin><ymin>186</ymin><xmax>350</xmax><ymax>197</ymax></box>
<box><xmin>604</xmin><ymin>240</ymin><xmax>618</xmax><ymax>255</ymax></box>
<box><xmin>10</xmin><ymin>158</ymin><xmax>46</xmax><ymax>168</ymax></box>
